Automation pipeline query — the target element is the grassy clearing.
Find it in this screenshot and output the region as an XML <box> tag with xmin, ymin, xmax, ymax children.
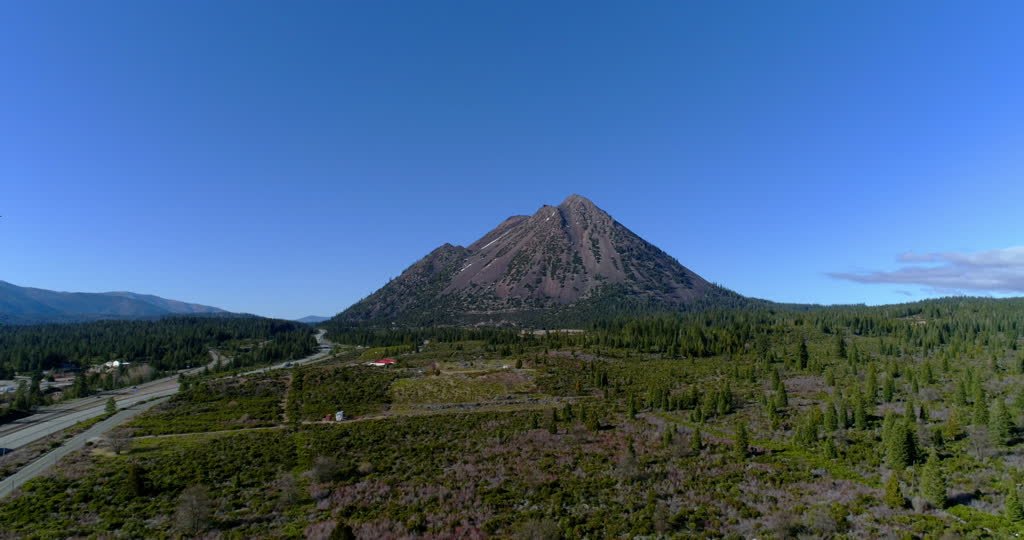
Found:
<box><xmin>390</xmin><ymin>369</ymin><xmax>535</xmax><ymax>404</ymax></box>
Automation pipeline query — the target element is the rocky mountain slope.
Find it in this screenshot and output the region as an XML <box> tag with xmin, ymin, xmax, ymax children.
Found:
<box><xmin>335</xmin><ymin>195</ymin><xmax>746</xmax><ymax>326</ymax></box>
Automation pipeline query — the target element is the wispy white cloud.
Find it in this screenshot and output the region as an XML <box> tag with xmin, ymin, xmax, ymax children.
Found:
<box><xmin>829</xmin><ymin>247</ymin><xmax>1024</xmax><ymax>293</ymax></box>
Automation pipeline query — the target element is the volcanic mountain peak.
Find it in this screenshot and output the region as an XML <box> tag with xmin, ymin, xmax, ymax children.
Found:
<box><xmin>335</xmin><ymin>195</ymin><xmax>744</xmax><ymax>326</ymax></box>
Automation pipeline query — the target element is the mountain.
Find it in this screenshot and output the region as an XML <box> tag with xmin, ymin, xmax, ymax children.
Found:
<box><xmin>333</xmin><ymin>194</ymin><xmax>747</xmax><ymax>326</ymax></box>
<box><xmin>0</xmin><ymin>280</ymin><xmax>228</xmax><ymax>325</ymax></box>
<box><xmin>295</xmin><ymin>315</ymin><xmax>330</xmax><ymax>324</ymax></box>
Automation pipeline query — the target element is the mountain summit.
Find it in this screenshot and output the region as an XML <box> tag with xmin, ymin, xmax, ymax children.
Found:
<box><xmin>335</xmin><ymin>195</ymin><xmax>744</xmax><ymax>326</ymax></box>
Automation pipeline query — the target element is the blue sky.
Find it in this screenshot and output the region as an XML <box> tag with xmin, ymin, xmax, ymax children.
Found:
<box><xmin>2</xmin><ymin>1</ymin><xmax>1023</xmax><ymax>319</ymax></box>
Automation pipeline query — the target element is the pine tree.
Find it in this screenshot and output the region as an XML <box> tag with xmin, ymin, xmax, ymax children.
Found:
<box><xmin>866</xmin><ymin>364</ymin><xmax>878</xmax><ymax>403</ymax></box>
<box><xmin>920</xmin><ymin>450</ymin><xmax>947</xmax><ymax>509</ymax></box>
<box><xmin>854</xmin><ymin>393</ymin><xmax>868</xmax><ymax>430</ymax></box>
<box><xmin>776</xmin><ymin>385</ymin><xmax>789</xmax><ymax>408</ymax></box>
<box><xmin>973</xmin><ymin>388</ymin><xmax>989</xmax><ymax>426</ymax></box>
<box><xmin>823</xmin><ymin>436</ymin><xmax>838</xmax><ymax>459</ymax></box>
<box><xmin>1006</xmin><ymin>486</ymin><xmax>1024</xmax><ymax>522</ymax></box>
<box><xmin>837</xmin><ymin>397</ymin><xmax>850</xmax><ymax>429</ymax></box>
<box><xmin>883</xmin><ymin>375</ymin><xmax>895</xmax><ymax>402</ymax></box>
<box><xmin>990</xmin><ymin>399</ymin><xmax>1013</xmax><ymax>446</ymax></box>
<box><xmin>733</xmin><ymin>422</ymin><xmax>749</xmax><ymax>460</ymax></box>
<box><xmin>884</xmin><ymin>417</ymin><xmax>917</xmax><ymax>469</ymax></box>
<box><xmin>835</xmin><ymin>334</ymin><xmax>847</xmax><ymax>359</ymax></box>
<box><xmin>954</xmin><ymin>380</ymin><xmax>968</xmax><ymax>406</ymax></box>
<box><xmin>126</xmin><ymin>462</ymin><xmax>147</xmax><ymax>498</ymax></box>
<box><xmin>799</xmin><ymin>340</ymin><xmax>809</xmax><ymax>370</ymax></box>
<box><xmin>943</xmin><ymin>409</ymin><xmax>961</xmax><ymax>441</ymax></box>
<box><xmin>884</xmin><ymin>473</ymin><xmax>905</xmax><ymax>508</ymax></box>
<box><xmin>824</xmin><ymin>401</ymin><xmax>838</xmax><ymax>432</ymax></box>
<box><xmin>12</xmin><ymin>381</ymin><xmax>32</xmax><ymax>412</ymax></box>
<box><xmin>105</xmin><ymin>397</ymin><xmax>117</xmax><ymax>416</ymax></box>
<box><xmin>690</xmin><ymin>427</ymin><xmax>703</xmax><ymax>453</ymax></box>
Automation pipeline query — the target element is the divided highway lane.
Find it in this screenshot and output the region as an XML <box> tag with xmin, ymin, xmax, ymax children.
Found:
<box><xmin>0</xmin><ymin>329</ymin><xmax>334</xmax><ymax>500</ymax></box>
<box><xmin>0</xmin><ymin>396</ymin><xmax>171</xmax><ymax>499</ymax></box>
<box><xmin>0</xmin><ymin>329</ymin><xmax>332</xmax><ymax>452</ymax></box>
<box><xmin>0</xmin><ymin>377</ymin><xmax>179</xmax><ymax>451</ymax></box>
<box><xmin>241</xmin><ymin>329</ymin><xmax>332</xmax><ymax>375</ymax></box>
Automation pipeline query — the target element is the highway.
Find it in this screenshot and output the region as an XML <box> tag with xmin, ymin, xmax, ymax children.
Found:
<box><xmin>241</xmin><ymin>329</ymin><xmax>332</xmax><ymax>375</ymax></box>
<box><xmin>0</xmin><ymin>377</ymin><xmax>179</xmax><ymax>451</ymax></box>
<box><xmin>0</xmin><ymin>396</ymin><xmax>170</xmax><ymax>499</ymax></box>
<box><xmin>0</xmin><ymin>329</ymin><xmax>331</xmax><ymax>452</ymax></box>
<box><xmin>0</xmin><ymin>329</ymin><xmax>333</xmax><ymax>500</ymax></box>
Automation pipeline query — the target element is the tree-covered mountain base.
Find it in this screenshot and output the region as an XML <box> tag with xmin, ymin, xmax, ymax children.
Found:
<box><xmin>4</xmin><ymin>298</ymin><xmax>1024</xmax><ymax>538</ymax></box>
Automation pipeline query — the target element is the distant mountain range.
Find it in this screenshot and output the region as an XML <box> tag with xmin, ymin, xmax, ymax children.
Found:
<box><xmin>0</xmin><ymin>280</ymin><xmax>228</xmax><ymax>325</ymax></box>
<box><xmin>332</xmin><ymin>194</ymin><xmax>749</xmax><ymax>326</ymax></box>
<box><xmin>294</xmin><ymin>315</ymin><xmax>330</xmax><ymax>324</ymax></box>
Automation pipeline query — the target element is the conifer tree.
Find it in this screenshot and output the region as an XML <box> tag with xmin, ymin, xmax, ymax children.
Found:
<box><xmin>1006</xmin><ymin>486</ymin><xmax>1024</xmax><ymax>522</ymax></box>
<box><xmin>990</xmin><ymin>399</ymin><xmax>1013</xmax><ymax>446</ymax></box>
<box><xmin>954</xmin><ymin>380</ymin><xmax>968</xmax><ymax>406</ymax></box>
<box><xmin>883</xmin><ymin>375</ymin><xmax>895</xmax><ymax>402</ymax></box>
<box><xmin>866</xmin><ymin>364</ymin><xmax>878</xmax><ymax>403</ymax></box>
<box><xmin>884</xmin><ymin>473</ymin><xmax>904</xmax><ymax>508</ymax></box>
<box><xmin>824</xmin><ymin>401</ymin><xmax>838</xmax><ymax>432</ymax></box>
<box><xmin>823</xmin><ymin>436</ymin><xmax>838</xmax><ymax>459</ymax></box>
<box><xmin>733</xmin><ymin>422</ymin><xmax>749</xmax><ymax>460</ymax></box>
<box><xmin>776</xmin><ymin>384</ymin><xmax>789</xmax><ymax>408</ymax></box>
<box><xmin>854</xmin><ymin>393</ymin><xmax>868</xmax><ymax>430</ymax></box>
<box><xmin>944</xmin><ymin>409</ymin><xmax>961</xmax><ymax>441</ymax></box>
<box><xmin>837</xmin><ymin>397</ymin><xmax>849</xmax><ymax>429</ymax></box>
<box><xmin>920</xmin><ymin>450</ymin><xmax>947</xmax><ymax>509</ymax></box>
<box><xmin>974</xmin><ymin>394</ymin><xmax>990</xmax><ymax>426</ymax></box>
<box><xmin>690</xmin><ymin>427</ymin><xmax>703</xmax><ymax>453</ymax></box>
<box><xmin>884</xmin><ymin>417</ymin><xmax>917</xmax><ymax>469</ymax></box>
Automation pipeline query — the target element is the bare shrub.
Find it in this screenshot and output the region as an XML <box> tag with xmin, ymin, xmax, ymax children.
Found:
<box><xmin>106</xmin><ymin>429</ymin><xmax>132</xmax><ymax>455</ymax></box>
<box><xmin>274</xmin><ymin>471</ymin><xmax>298</xmax><ymax>509</ymax></box>
<box><xmin>312</xmin><ymin>455</ymin><xmax>341</xmax><ymax>482</ymax></box>
<box><xmin>174</xmin><ymin>485</ymin><xmax>211</xmax><ymax>533</ymax></box>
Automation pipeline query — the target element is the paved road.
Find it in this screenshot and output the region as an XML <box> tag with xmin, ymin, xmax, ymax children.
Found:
<box><xmin>241</xmin><ymin>329</ymin><xmax>333</xmax><ymax>375</ymax></box>
<box><xmin>0</xmin><ymin>396</ymin><xmax>170</xmax><ymax>499</ymax></box>
<box><xmin>0</xmin><ymin>329</ymin><xmax>331</xmax><ymax>452</ymax></box>
<box><xmin>0</xmin><ymin>377</ymin><xmax>179</xmax><ymax>451</ymax></box>
<box><xmin>0</xmin><ymin>329</ymin><xmax>334</xmax><ymax>501</ymax></box>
